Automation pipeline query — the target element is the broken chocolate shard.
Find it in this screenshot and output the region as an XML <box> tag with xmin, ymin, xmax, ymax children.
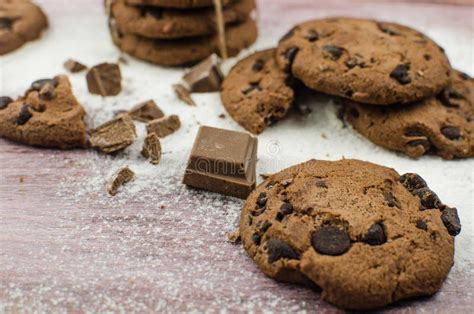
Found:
<box><xmin>173</xmin><ymin>84</ymin><xmax>196</xmax><ymax>106</ymax></box>
<box><xmin>183</xmin><ymin>126</ymin><xmax>258</xmax><ymax>199</ymax></box>
<box><xmin>141</xmin><ymin>133</ymin><xmax>162</xmax><ymax>165</ymax></box>
<box><xmin>146</xmin><ymin>115</ymin><xmax>181</xmax><ymax>138</ymax></box>
<box><xmin>107</xmin><ymin>166</ymin><xmax>135</xmax><ymax>196</ymax></box>
<box><xmin>90</xmin><ymin>113</ymin><xmax>137</xmax><ymax>154</ymax></box>
<box><xmin>129</xmin><ymin>100</ymin><xmax>164</xmax><ymax>122</ymax></box>
<box><xmin>86</xmin><ymin>63</ymin><xmax>122</xmax><ymax>96</ymax></box>
<box><xmin>183</xmin><ymin>54</ymin><xmax>224</xmax><ymax>93</ymax></box>
<box><xmin>64</xmin><ymin>59</ymin><xmax>87</xmax><ymax>73</ymax></box>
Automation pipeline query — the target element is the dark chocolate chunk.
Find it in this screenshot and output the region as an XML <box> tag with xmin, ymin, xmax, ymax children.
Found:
<box><xmin>390</xmin><ymin>64</ymin><xmax>411</xmax><ymax>85</ymax></box>
<box><xmin>311</xmin><ymin>225</ymin><xmax>351</xmax><ymax>256</ymax></box>
<box><xmin>441</xmin><ymin>127</ymin><xmax>462</xmax><ymax>140</ymax></box>
<box><xmin>129</xmin><ymin>100</ymin><xmax>164</xmax><ymax>122</ymax></box>
<box><xmin>173</xmin><ymin>84</ymin><xmax>196</xmax><ymax>106</ymax></box>
<box><xmin>363</xmin><ymin>223</ymin><xmax>386</xmax><ymax>246</ymax></box>
<box><xmin>377</xmin><ymin>23</ymin><xmax>401</xmax><ymax>36</ymax></box>
<box><xmin>183</xmin><ymin>54</ymin><xmax>223</xmax><ymax>93</ymax></box>
<box><xmin>414</xmin><ymin>187</ymin><xmax>442</xmax><ymax>209</ymax></box>
<box><xmin>183</xmin><ymin>126</ymin><xmax>258</xmax><ymax>199</ymax></box>
<box><xmin>252</xmin><ymin>233</ymin><xmax>262</xmax><ymax>245</ymax></box>
<box><xmin>345</xmin><ymin>57</ymin><xmax>366</xmax><ymax>69</ymax></box>
<box><xmin>256</xmin><ymin>192</ymin><xmax>268</xmax><ymax>208</ymax></box>
<box><xmin>322</xmin><ymin>45</ymin><xmax>344</xmax><ymax>60</ymax></box>
<box><xmin>16</xmin><ymin>104</ymin><xmax>32</xmax><ymax>125</ymax></box>
<box><xmin>441</xmin><ymin>207</ymin><xmax>461</xmax><ymax>236</ymax></box>
<box><xmin>260</xmin><ymin>221</ymin><xmax>272</xmax><ymax>232</ymax></box>
<box><xmin>284</xmin><ymin>47</ymin><xmax>299</xmax><ymax>71</ymax></box>
<box><xmin>0</xmin><ymin>96</ymin><xmax>13</xmax><ymax>110</ymax></box>
<box><xmin>383</xmin><ymin>191</ymin><xmax>400</xmax><ymax>208</ymax></box>
<box><xmin>399</xmin><ymin>173</ymin><xmax>427</xmax><ymax>192</ymax></box>
<box><xmin>86</xmin><ymin>63</ymin><xmax>122</xmax><ymax>96</ymax></box>
<box><xmin>267</xmin><ymin>238</ymin><xmax>299</xmax><ymax>263</ymax></box>
<box><xmin>280</xmin><ymin>202</ymin><xmax>293</xmax><ymax>215</ymax></box>
<box><xmin>252</xmin><ymin>59</ymin><xmax>264</xmax><ymax>72</ymax></box>
<box><xmin>407</xmin><ymin>139</ymin><xmax>431</xmax><ymax>152</ymax></box>
<box><xmin>405</xmin><ymin>129</ymin><xmax>425</xmax><ymax>137</ymax></box>
<box><xmin>64</xmin><ymin>59</ymin><xmax>87</xmax><ymax>73</ymax></box>
<box><xmin>438</xmin><ymin>87</ymin><xmax>464</xmax><ymax>107</ymax></box>
<box><xmin>31</xmin><ymin>78</ymin><xmax>58</xmax><ymax>91</ymax></box>
<box><xmin>305</xmin><ymin>29</ymin><xmax>319</xmax><ymax>42</ymax></box>
<box><xmin>415</xmin><ymin>219</ymin><xmax>428</xmax><ymax>231</ymax></box>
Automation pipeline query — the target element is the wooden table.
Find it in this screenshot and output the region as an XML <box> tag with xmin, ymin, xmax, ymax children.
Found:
<box><xmin>1</xmin><ymin>0</ymin><xmax>473</xmax><ymax>312</ymax></box>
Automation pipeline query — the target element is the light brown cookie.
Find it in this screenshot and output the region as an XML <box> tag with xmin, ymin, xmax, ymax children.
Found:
<box><xmin>221</xmin><ymin>49</ymin><xmax>294</xmax><ymax>134</ymax></box>
<box><xmin>112</xmin><ymin>0</ymin><xmax>255</xmax><ymax>39</ymax></box>
<box><xmin>125</xmin><ymin>0</ymin><xmax>230</xmax><ymax>9</ymax></box>
<box><xmin>345</xmin><ymin>70</ymin><xmax>473</xmax><ymax>160</ymax></box>
<box><xmin>276</xmin><ymin>17</ymin><xmax>451</xmax><ymax>105</ymax></box>
<box><xmin>0</xmin><ymin>0</ymin><xmax>48</xmax><ymax>55</ymax></box>
<box><xmin>240</xmin><ymin>159</ymin><xmax>460</xmax><ymax>310</ymax></box>
<box><xmin>116</xmin><ymin>18</ymin><xmax>257</xmax><ymax>66</ymax></box>
<box><xmin>0</xmin><ymin>75</ymin><xmax>88</xmax><ymax>149</ymax></box>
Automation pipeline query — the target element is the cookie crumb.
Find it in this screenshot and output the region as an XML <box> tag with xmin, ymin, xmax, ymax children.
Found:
<box><xmin>146</xmin><ymin>115</ymin><xmax>181</xmax><ymax>138</ymax></box>
<box><xmin>141</xmin><ymin>133</ymin><xmax>162</xmax><ymax>165</ymax></box>
<box><xmin>107</xmin><ymin>166</ymin><xmax>135</xmax><ymax>196</ymax></box>
<box><xmin>173</xmin><ymin>84</ymin><xmax>196</xmax><ymax>106</ymax></box>
<box><xmin>64</xmin><ymin>59</ymin><xmax>87</xmax><ymax>73</ymax></box>
<box><xmin>90</xmin><ymin>114</ymin><xmax>137</xmax><ymax>154</ymax></box>
<box><xmin>129</xmin><ymin>100</ymin><xmax>164</xmax><ymax>122</ymax></box>
<box><xmin>227</xmin><ymin>229</ymin><xmax>241</xmax><ymax>244</ymax></box>
<box><xmin>86</xmin><ymin>63</ymin><xmax>122</xmax><ymax>96</ymax></box>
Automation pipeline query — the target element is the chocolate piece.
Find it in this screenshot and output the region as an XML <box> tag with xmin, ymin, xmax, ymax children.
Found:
<box><xmin>146</xmin><ymin>115</ymin><xmax>181</xmax><ymax>138</ymax></box>
<box><xmin>413</xmin><ymin>187</ymin><xmax>442</xmax><ymax>209</ymax></box>
<box><xmin>0</xmin><ymin>96</ymin><xmax>13</xmax><ymax>110</ymax></box>
<box><xmin>415</xmin><ymin>219</ymin><xmax>428</xmax><ymax>231</ymax></box>
<box><xmin>39</xmin><ymin>83</ymin><xmax>56</xmax><ymax>100</ymax></box>
<box><xmin>90</xmin><ymin>114</ymin><xmax>137</xmax><ymax>154</ymax></box>
<box><xmin>400</xmin><ymin>173</ymin><xmax>427</xmax><ymax>192</ymax></box>
<box><xmin>441</xmin><ymin>126</ymin><xmax>462</xmax><ymax>141</ymax></box>
<box><xmin>183</xmin><ymin>54</ymin><xmax>223</xmax><ymax>93</ymax></box>
<box><xmin>322</xmin><ymin>45</ymin><xmax>344</xmax><ymax>60</ymax></box>
<box><xmin>107</xmin><ymin>166</ymin><xmax>135</xmax><ymax>196</ymax></box>
<box><xmin>183</xmin><ymin>126</ymin><xmax>257</xmax><ymax>199</ymax></box>
<box><xmin>141</xmin><ymin>133</ymin><xmax>162</xmax><ymax>165</ymax></box>
<box><xmin>173</xmin><ymin>84</ymin><xmax>196</xmax><ymax>106</ymax></box>
<box><xmin>266</xmin><ymin>238</ymin><xmax>299</xmax><ymax>263</ymax></box>
<box><xmin>31</xmin><ymin>78</ymin><xmax>58</xmax><ymax>91</ymax></box>
<box><xmin>64</xmin><ymin>59</ymin><xmax>87</xmax><ymax>73</ymax></box>
<box><xmin>129</xmin><ymin>100</ymin><xmax>164</xmax><ymax>122</ymax></box>
<box><xmin>441</xmin><ymin>207</ymin><xmax>461</xmax><ymax>236</ymax></box>
<box><xmin>390</xmin><ymin>64</ymin><xmax>411</xmax><ymax>85</ymax></box>
<box><xmin>311</xmin><ymin>225</ymin><xmax>351</xmax><ymax>256</ymax></box>
<box><xmin>86</xmin><ymin>63</ymin><xmax>122</xmax><ymax>96</ymax></box>
<box><xmin>362</xmin><ymin>223</ymin><xmax>386</xmax><ymax>246</ymax></box>
<box><xmin>17</xmin><ymin>104</ymin><xmax>32</xmax><ymax>125</ymax></box>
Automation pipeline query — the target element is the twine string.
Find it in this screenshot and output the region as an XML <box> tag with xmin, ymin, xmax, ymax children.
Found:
<box><xmin>213</xmin><ymin>0</ymin><xmax>227</xmax><ymax>60</ymax></box>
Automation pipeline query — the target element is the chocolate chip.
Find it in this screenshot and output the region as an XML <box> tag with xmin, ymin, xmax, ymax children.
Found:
<box><xmin>0</xmin><ymin>96</ymin><xmax>13</xmax><ymax>110</ymax></box>
<box><xmin>261</xmin><ymin>221</ymin><xmax>272</xmax><ymax>232</ymax></box>
<box><xmin>383</xmin><ymin>191</ymin><xmax>400</xmax><ymax>208</ymax></box>
<box><xmin>252</xmin><ymin>59</ymin><xmax>264</xmax><ymax>72</ymax></box>
<box><xmin>441</xmin><ymin>207</ymin><xmax>461</xmax><ymax>236</ymax></box>
<box><xmin>344</xmin><ymin>57</ymin><xmax>366</xmax><ymax>69</ymax></box>
<box><xmin>256</xmin><ymin>192</ymin><xmax>267</xmax><ymax>208</ymax></box>
<box><xmin>322</xmin><ymin>45</ymin><xmax>344</xmax><ymax>60</ymax></box>
<box><xmin>284</xmin><ymin>47</ymin><xmax>299</xmax><ymax>71</ymax></box>
<box><xmin>276</xmin><ymin>202</ymin><xmax>293</xmax><ymax>221</ymax></box>
<box><xmin>423</xmin><ymin>54</ymin><xmax>432</xmax><ymax>61</ymax></box>
<box><xmin>363</xmin><ymin>223</ymin><xmax>386</xmax><ymax>246</ymax></box>
<box><xmin>17</xmin><ymin>104</ymin><xmax>32</xmax><ymax>125</ymax></box>
<box><xmin>377</xmin><ymin>23</ymin><xmax>401</xmax><ymax>36</ymax></box>
<box><xmin>415</xmin><ymin>219</ymin><xmax>428</xmax><ymax>231</ymax></box>
<box><xmin>441</xmin><ymin>127</ymin><xmax>462</xmax><ymax>141</ymax></box>
<box><xmin>390</xmin><ymin>64</ymin><xmax>411</xmax><ymax>85</ymax></box>
<box><xmin>252</xmin><ymin>233</ymin><xmax>262</xmax><ymax>245</ymax></box>
<box><xmin>458</xmin><ymin>72</ymin><xmax>471</xmax><ymax>80</ymax></box>
<box><xmin>31</xmin><ymin>78</ymin><xmax>59</xmax><ymax>91</ymax></box>
<box><xmin>242</xmin><ymin>82</ymin><xmax>261</xmax><ymax>95</ymax></box>
<box><xmin>311</xmin><ymin>226</ymin><xmax>351</xmax><ymax>256</ymax></box>
<box><xmin>266</xmin><ymin>238</ymin><xmax>299</xmax><ymax>263</ymax></box>
<box><xmin>407</xmin><ymin>139</ymin><xmax>431</xmax><ymax>152</ymax></box>
<box><xmin>305</xmin><ymin>29</ymin><xmax>319</xmax><ymax>42</ymax></box>
<box><xmin>438</xmin><ymin>87</ymin><xmax>464</xmax><ymax>107</ymax></box>
<box><xmin>279</xmin><ymin>27</ymin><xmax>296</xmax><ymax>43</ymax></box>
<box><xmin>414</xmin><ymin>187</ymin><xmax>442</xmax><ymax>210</ymax></box>
<box><xmin>404</xmin><ymin>129</ymin><xmax>425</xmax><ymax>137</ymax></box>
<box><xmin>0</xmin><ymin>17</ymin><xmax>13</xmax><ymax>30</ymax></box>
<box><xmin>399</xmin><ymin>173</ymin><xmax>427</xmax><ymax>192</ymax></box>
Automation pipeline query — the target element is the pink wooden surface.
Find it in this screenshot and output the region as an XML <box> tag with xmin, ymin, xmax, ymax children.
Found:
<box><xmin>1</xmin><ymin>0</ymin><xmax>473</xmax><ymax>312</ymax></box>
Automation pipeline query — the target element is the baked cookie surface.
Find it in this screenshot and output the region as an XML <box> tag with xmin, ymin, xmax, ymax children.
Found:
<box><xmin>276</xmin><ymin>17</ymin><xmax>451</xmax><ymax>105</ymax></box>
<box><xmin>116</xmin><ymin>18</ymin><xmax>257</xmax><ymax>66</ymax></box>
<box><xmin>0</xmin><ymin>0</ymin><xmax>48</xmax><ymax>55</ymax></box>
<box><xmin>221</xmin><ymin>49</ymin><xmax>294</xmax><ymax>134</ymax></box>
<box><xmin>125</xmin><ymin>0</ymin><xmax>229</xmax><ymax>9</ymax></box>
<box><xmin>112</xmin><ymin>0</ymin><xmax>255</xmax><ymax>39</ymax></box>
<box><xmin>0</xmin><ymin>75</ymin><xmax>88</xmax><ymax>149</ymax></box>
<box><xmin>240</xmin><ymin>159</ymin><xmax>460</xmax><ymax>310</ymax></box>
<box><xmin>345</xmin><ymin>70</ymin><xmax>473</xmax><ymax>159</ymax></box>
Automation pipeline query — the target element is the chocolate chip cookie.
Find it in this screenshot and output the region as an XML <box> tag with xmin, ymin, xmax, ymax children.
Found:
<box><xmin>116</xmin><ymin>18</ymin><xmax>257</xmax><ymax>66</ymax></box>
<box><xmin>125</xmin><ymin>0</ymin><xmax>229</xmax><ymax>9</ymax></box>
<box><xmin>276</xmin><ymin>17</ymin><xmax>451</xmax><ymax>105</ymax></box>
<box><xmin>221</xmin><ymin>49</ymin><xmax>294</xmax><ymax>134</ymax></box>
<box><xmin>0</xmin><ymin>75</ymin><xmax>88</xmax><ymax>149</ymax></box>
<box><xmin>345</xmin><ymin>70</ymin><xmax>473</xmax><ymax>159</ymax></box>
<box><xmin>240</xmin><ymin>159</ymin><xmax>460</xmax><ymax>310</ymax></box>
<box><xmin>0</xmin><ymin>0</ymin><xmax>48</xmax><ymax>55</ymax></box>
<box><xmin>112</xmin><ymin>0</ymin><xmax>255</xmax><ymax>39</ymax></box>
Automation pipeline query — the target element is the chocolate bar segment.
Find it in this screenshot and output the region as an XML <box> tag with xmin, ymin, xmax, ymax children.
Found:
<box><xmin>183</xmin><ymin>126</ymin><xmax>257</xmax><ymax>199</ymax></box>
<box><xmin>86</xmin><ymin>63</ymin><xmax>122</xmax><ymax>96</ymax></box>
<box><xmin>183</xmin><ymin>54</ymin><xmax>224</xmax><ymax>93</ymax></box>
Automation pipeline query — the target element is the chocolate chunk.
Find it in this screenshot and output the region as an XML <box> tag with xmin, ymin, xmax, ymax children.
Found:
<box><xmin>415</xmin><ymin>219</ymin><xmax>428</xmax><ymax>231</ymax></box>
<box><xmin>107</xmin><ymin>166</ymin><xmax>135</xmax><ymax>196</ymax></box>
<box><xmin>256</xmin><ymin>192</ymin><xmax>267</xmax><ymax>208</ymax></box>
<box><xmin>407</xmin><ymin>139</ymin><xmax>431</xmax><ymax>152</ymax></box>
<box><xmin>377</xmin><ymin>23</ymin><xmax>401</xmax><ymax>36</ymax></box>
<box><xmin>0</xmin><ymin>96</ymin><xmax>13</xmax><ymax>110</ymax></box>
<box><xmin>129</xmin><ymin>100</ymin><xmax>164</xmax><ymax>122</ymax></box>
<box><xmin>86</xmin><ymin>63</ymin><xmax>122</xmax><ymax>96</ymax></box>
<box><xmin>441</xmin><ymin>207</ymin><xmax>461</xmax><ymax>236</ymax></box>
<box><xmin>363</xmin><ymin>223</ymin><xmax>386</xmax><ymax>246</ymax></box>
<box><xmin>31</xmin><ymin>78</ymin><xmax>58</xmax><ymax>91</ymax></box>
<box><xmin>311</xmin><ymin>225</ymin><xmax>351</xmax><ymax>256</ymax></box>
<box><xmin>383</xmin><ymin>191</ymin><xmax>400</xmax><ymax>208</ymax></box>
<box><xmin>284</xmin><ymin>47</ymin><xmax>299</xmax><ymax>71</ymax></box>
<box><xmin>173</xmin><ymin>84</ymin><xmax>196</xmax><ymax>106</ymax></box>
<box><xmin>90</xmin><ymin>114</ymin><xmax>137</xmax><ymax>154</ymax></box>
<box><xmin>344</xmin><ymin>57</ymin><xmax>366</xmax><ymax>69</ymax></box>
<box><xmin>441</xmin><ymin>127</ymin><xmax>462</xmax><ymax>141</ymax></box>
<box><xmin>252</xmin><ymin>59</ymin><xmax>264</xmax><ymax>72</ymax></box>
<box><xmin>64</xmin><ymin>59</ymin><xmax>87</xmax><ymax>73</ymax></box>
<box><xmin>405</xmin><ymin>129</ymin><xmax>425</xmax><ymax>137</ymax></box>
<box><xmin>183</xmin><ymin>54</ymin><xmax>223</xmax><ymax>93</ymax></box>
<box><xmin>280</xmin><ymin>202</ymin><xmax>293</xmax><ymax>215</ymax></box>
<box><xmin>39</xmin><ymin>83</ymin><xmax>56</xmax><ymax>100</ymax></box>
<box><xmin>17</xmin><ymin>104</ymin><xmax>32</xmax><ymax>125</ymax></box>
<box><xmin>267</xmin><ymin>238</ymin><xmax>299</xmax><ymax>263</ymax></box>
<box><xmin>141</xmin><ymin>133</ymin><xmax>162</xmax><ymax>165</ymax></box>
<box><xmin>413</xmin><ymin>187</ymin><xmax>442</xmax><ymax>209</ymax></box>
<box><xmin>146</xmin><ymin>115</ymin><xmax>181</xmax><ymax>138</ymax></box>
<box><xmin>322</xmin><ymin>45</ymin><xmax>344</xmax><ymax>60</ymax></box>
<box><xmin>438</xmin><ymin>87</ymin><xmax>464</xmax><ymax>107</ymax></box>
<box><xmin>252</xmin><ymin>233</ymin><xmax>261</xmax><ymax>245</ymax></box>
<box><xmin>390</xmin><ymin>64</ymin><xmax>411</xmax><ymax>85</ymax></box>
<box><xmin>399</xmin><ymin>173</ymin><xmax>427</xmax><ymax>192</ymax></box>
<box><xmin>183</xmin><ymin>126</ymin><xmax>257</xmax><ymax>199</ymax></box>
<box><xmin>260</xmin><ymin>221</ymin><xmax>272</xmax><ymax>232</ymax></box>
<box><xmin>305</xmin><ymin>29</ymin><xmax>319</xmax><ymax>42</ymax></box>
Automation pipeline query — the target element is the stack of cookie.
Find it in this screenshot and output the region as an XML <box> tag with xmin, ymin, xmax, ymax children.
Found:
<box><xmin>107</xmin><ymin>0</ymin><xmax>258</xmax><ymax>66</ymax></box>
<box><xmin>221</xmin><ymin>17</ymin><xmax>473</xmax><ymax>160</ymax></box>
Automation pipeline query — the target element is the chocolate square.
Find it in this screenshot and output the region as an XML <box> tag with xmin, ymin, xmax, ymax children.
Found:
<box><xmin>183</xmin><ymin>126</ymin><xmax>257</xmax><ymax>199</ymax></box>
